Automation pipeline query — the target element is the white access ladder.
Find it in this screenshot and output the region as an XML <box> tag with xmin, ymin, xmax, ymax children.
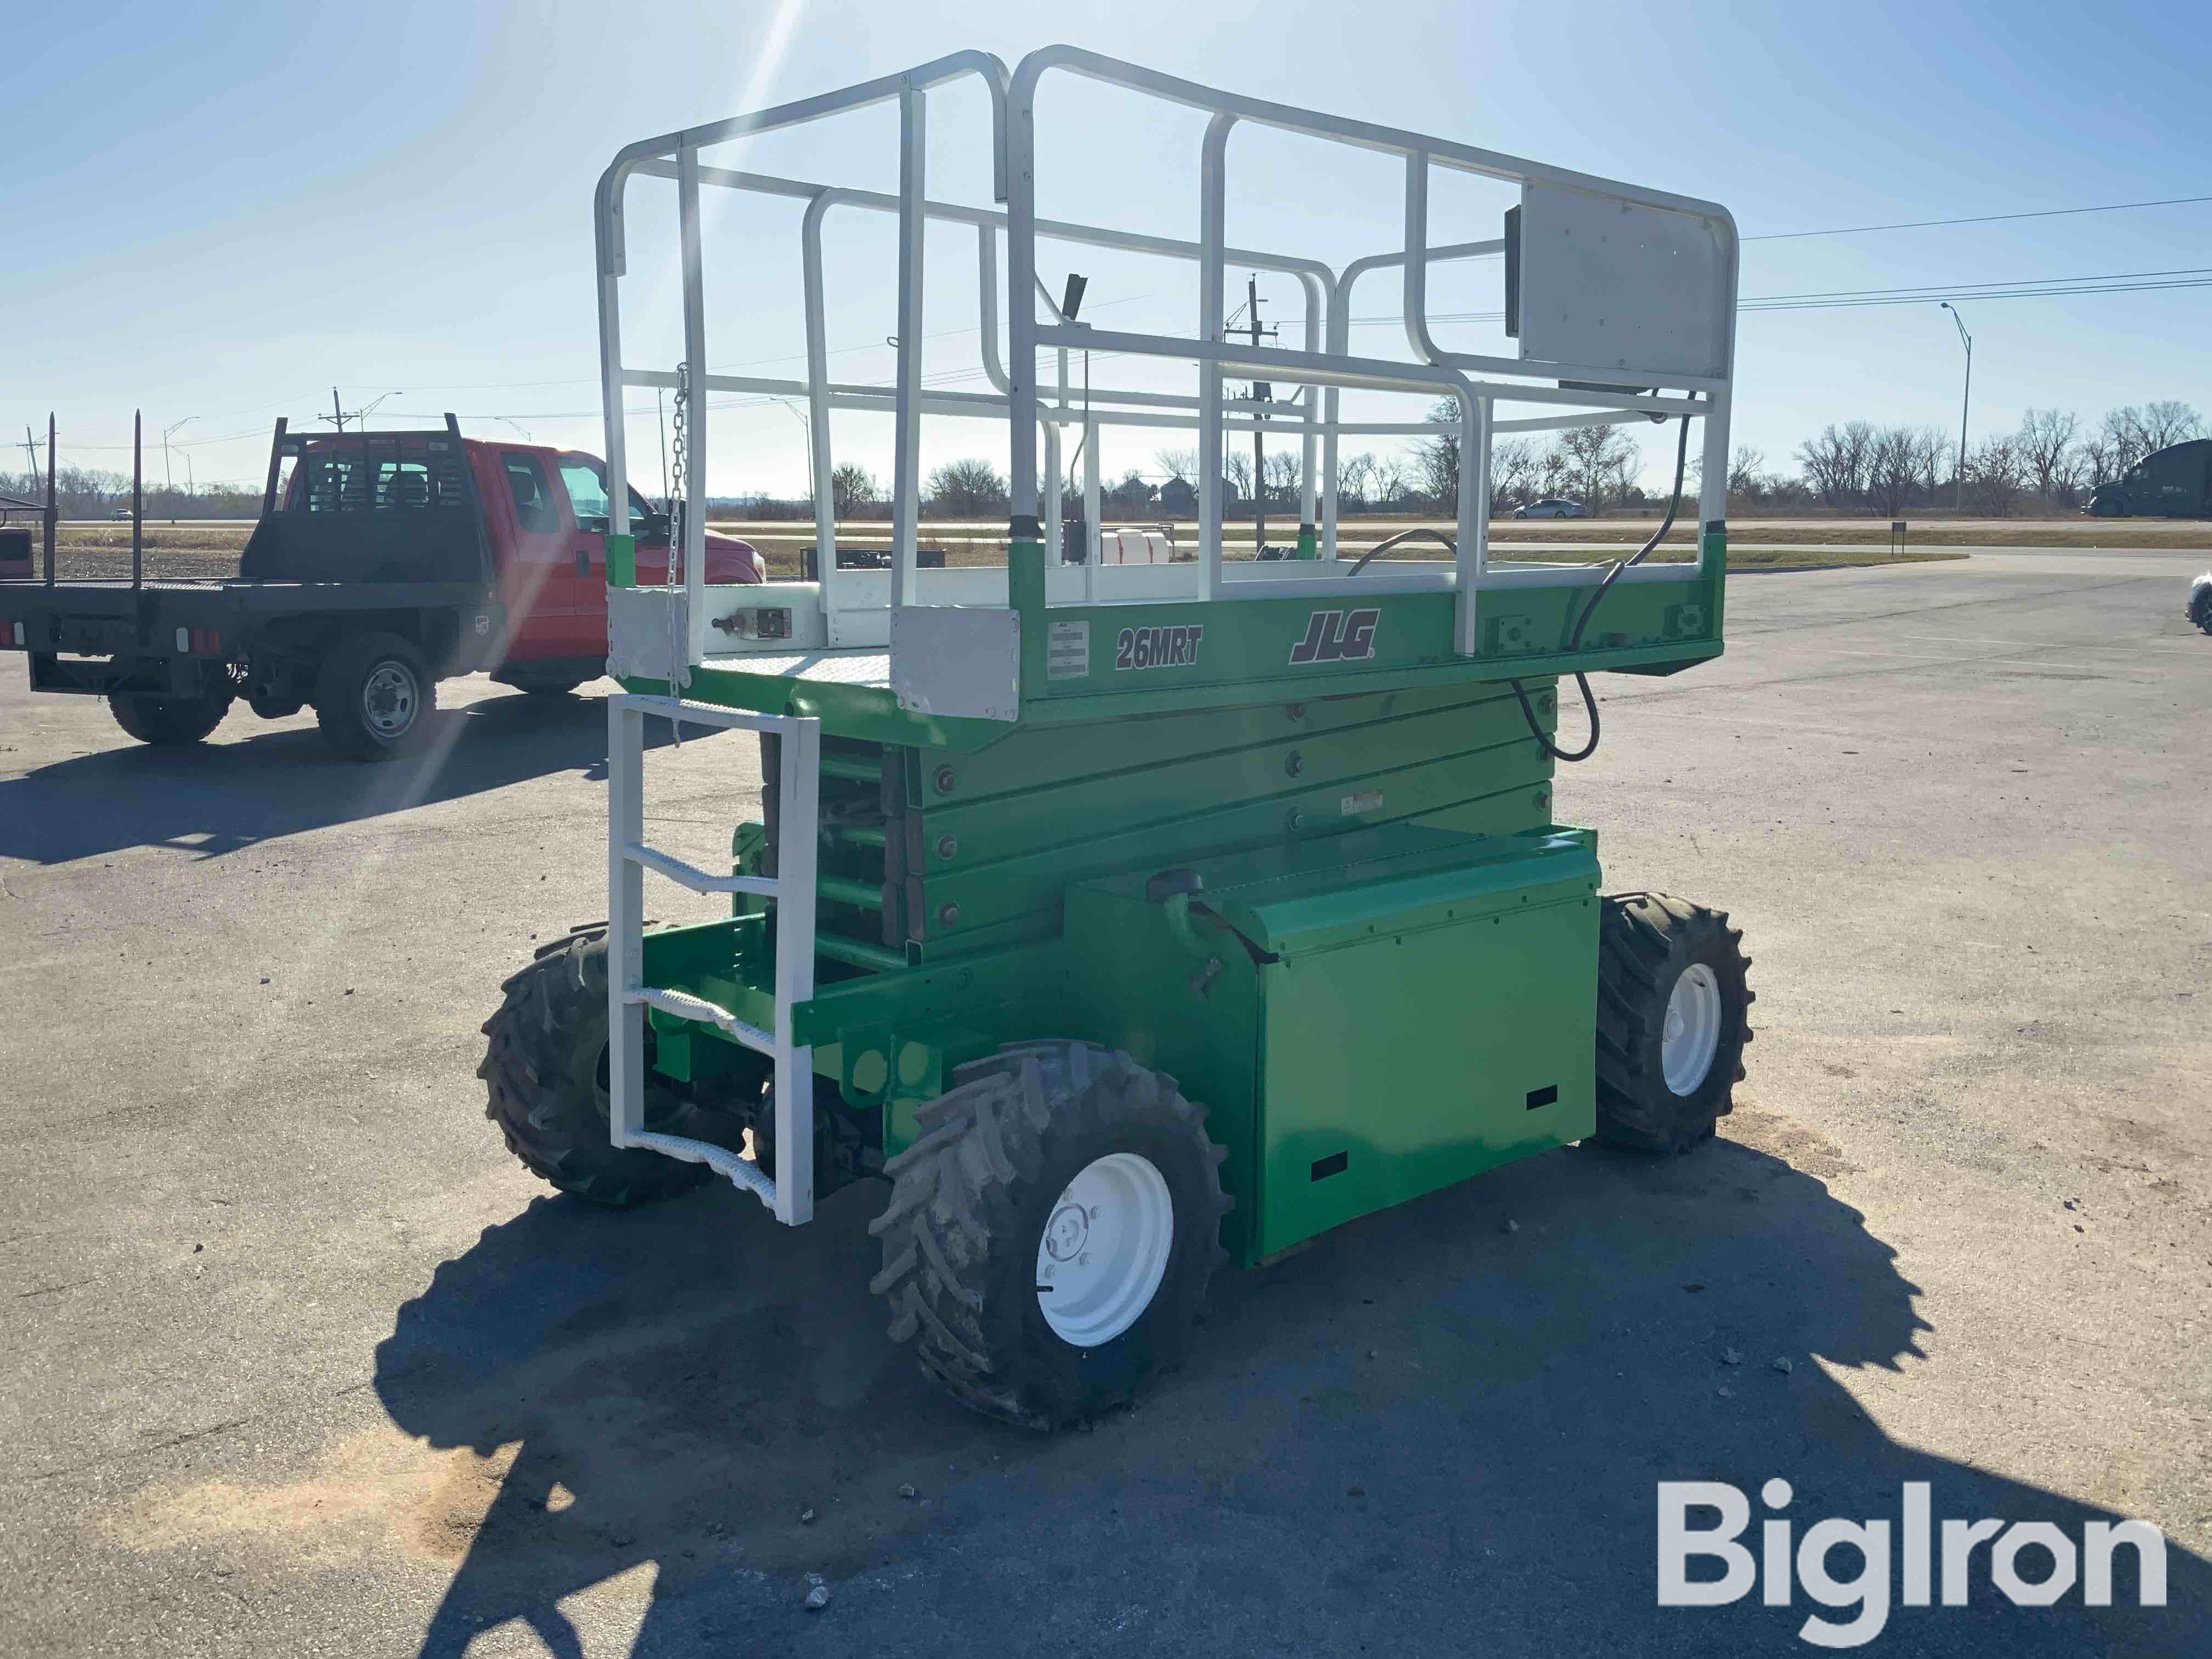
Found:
<box><xmin>606</xmin><ymin>694</ymin><xmax>822</xmax><ymax>1224</ymax></box>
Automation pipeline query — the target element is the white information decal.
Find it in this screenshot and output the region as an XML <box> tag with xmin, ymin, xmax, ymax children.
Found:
<box><xmin>1046</xmin><ymin>620</ymin><xmax>1090</xmax><ymax>681</ymax></box>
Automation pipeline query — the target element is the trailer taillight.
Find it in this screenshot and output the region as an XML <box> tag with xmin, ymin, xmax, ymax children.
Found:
<box><xmin>174</xmin><ymin>627</ymin><xmax>221</xmax><ymax>654</ymax></box>
<box><xmin>4</xmin><ymin>620</ymin><xmax>22</xmax><ymax>648</ymax></box>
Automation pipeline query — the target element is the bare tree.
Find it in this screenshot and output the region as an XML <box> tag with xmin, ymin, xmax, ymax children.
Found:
<box><xmin>1489</xmin><ymin>437</ymin><xmax>1539</xmax><ymax>509</ymax></box>
<box><xmin>1372</xmin><ymin>455</ymin><xmax>1411</xmax><ymax>507</ymax></box>
<box><xmin>1963</xmin><ymin>435</ymin><xmax>2026</xmax><ymax>516</ymax></box>
<box><xmin>1262</xmin><ymin>449</ymin><xmax>1302</xmax><ymax>511</ymax></box>
<box><xmin>1726</xmin><ymin>444</ymin><xmax>1767</xmax><ymax>502</ymax></box>
<box><xmin>2013</xmin><ymin>409</ymin><xmax>2078</xmax><ymax>505</ymax></box>
<box><xmin>1414</xmin><ymin>397</ymin><xmax>1460</xmax><ymax>506</ymax></box>
<box><xmin>1865</xmin><ymin>425</ymin><xmax>1923</xmax><ymax>517</ymax></box>
<box><xmin>923</xmin><ymin>458</ymin><xmax>1007</xmax><ymax>517</ymax></box>
<box><xmin>1796</xmin><ymin>420</ymin><xmax>1876</xmax><ymax>507</ymax></box>
<box><xmin>1553</xmin><ymin>425</ymin><xmax>1637</xmax><ymax>511</ymax></box>
<box><xmin>830</xmin><ymin>461</ymin><xmax>878</xmax><ymax>520</ymax></box>
<box><xmin>1222</xmin><ymin>451</ymin><xmax>1254</xmax><ymax>505</ymax></box>
<box><xmin>1336</xmin><ymin>453</ymin><xmax>1378</xmax><ymax>510</ymax></box>
<box><xmin>2136</xmin><ymin>400</ymin><xmax>2204</xmax><ymax>453</ymax></box>
<box><xmin>1152</xmin><ymin>447</ymin><xmax>1198</xmax><ymax>482</ymax></box>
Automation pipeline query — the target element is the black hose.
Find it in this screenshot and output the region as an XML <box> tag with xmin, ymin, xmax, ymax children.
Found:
<box><xmin>1345</xmin><ymin>524</ymin><xmax>1460</xmax><ymax>576</ymax></box>
<box><xmin>1512</xmin><ymin>410</ymin><xmax>1695</xmax><ymax>764</ymax></box>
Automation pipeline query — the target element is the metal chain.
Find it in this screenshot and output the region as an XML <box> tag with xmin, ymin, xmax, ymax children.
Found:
<box><xmin>668</xmin><ymin>362</ymin><xmax>689</xmax><ymax>584</ymax></box>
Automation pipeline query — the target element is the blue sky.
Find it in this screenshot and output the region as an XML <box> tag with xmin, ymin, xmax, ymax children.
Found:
<box><xmin>7</xmin><ymin>0</ymin><xmax>2208</xmax><ymax>499</ymax></box>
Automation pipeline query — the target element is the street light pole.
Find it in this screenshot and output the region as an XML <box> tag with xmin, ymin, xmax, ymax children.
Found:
<box><xmin>1939</xmin><ymin>302</ymin><xmax>1971</xmax><ymax>511</ymax></box>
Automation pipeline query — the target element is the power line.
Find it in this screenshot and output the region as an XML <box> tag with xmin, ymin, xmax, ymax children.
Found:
<box><xmin>1741</xmin><ymin>192</ymin><xmax>2212</xmax><ymax>242</ymax></box>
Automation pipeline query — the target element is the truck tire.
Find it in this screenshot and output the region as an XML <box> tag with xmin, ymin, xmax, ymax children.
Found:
<box><xmin>1593</xmin><ymin>893</ymin><xmax>1753</xmax><ymax>1153</ymax></box>
<box><xmin>868</xmin><ymin>1041</ymin><xmax>1230</xmax><ymax>1429</ymax></box>
<box><xmin>110</xmin><ymin>685</ymin><xmax>232</xmax><ymax>747</ymax></box>
<box><xmin>477</xmin><ymin>927</ymin><xmax>715</xmax><ymax>1209</ymax></box>
<box><xmin>2190</xmin><ymin>581</ymin><xmax>2212</xmax><ymax>635</ymax></box>
<box><xmin>315</xmin><ymin>632</ymin><xmax>435</xmax><ymax>761</ymax></box>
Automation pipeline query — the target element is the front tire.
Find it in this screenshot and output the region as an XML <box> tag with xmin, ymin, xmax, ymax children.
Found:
<box><xmin>315</xmin><ymin>631</ymin><xmax>434</xmax><ymax>761</ymax></box>
<box><xmin>1594</xmin><ymin>893</ymin><xmax>1753</xmax><ymax>1153</ymax></box>
<box><xmin>110</xmin><ymin>684</ymin><xmax>232</xmax><ymax>746</ymax></box>
<box><xmin>868</xmin><ymin>1042</ymin><xmax>1229</xmax><ymax>1429</ymax></box>
<box><xmin>477</xmin><ymin>927</ymin><xmax>719</xmax><ymax>1208</ymax></box>
<box><xmin>2190</xmin><ymin>582</ymin><xmax>2212</xmax><ymax>635</ymax></box>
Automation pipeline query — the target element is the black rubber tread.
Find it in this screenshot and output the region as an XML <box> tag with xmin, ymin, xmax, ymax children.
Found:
<box><xmin>313</xmin><ymin>631</ymin><xmax>435</xmax><ymax>761</ymax></box>
<box><xmin>1593</xmin><ymin>891</ymin><xmax>1754</xmax><ymax>1153</ymax></box>
<box><xmin>476</xmin><ymin>926</ymin><xmax>713</xmax><ymax>1209</ymax></box>
<box><xmin>110</xmin><ymin>686</ymin><xmax>232</xmax><ymax>746</ymax></box>
<box><xmin>867</xmin><ymin>1040</ymin><xmax>1231</xmax><ymax>1429</ymax></box>
<box><xmin>2191</xmin><ymin>584</ymin><xmax>2212</xmax><ymax>634</ymax></box>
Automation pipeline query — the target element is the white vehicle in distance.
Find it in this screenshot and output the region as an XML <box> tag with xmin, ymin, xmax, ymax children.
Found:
<box><xmin>1513</xmin><ymin>498</ymin><xmax>1588</xmax><ymax>518</ymax></box>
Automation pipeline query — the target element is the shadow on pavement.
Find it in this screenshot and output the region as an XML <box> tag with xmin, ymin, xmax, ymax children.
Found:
<box><xmin>0</xmin><ymin>686</ymin><xmax>699</xmax><ymax>866</ymax></box>
<box><xmin>374</xmin><ymin>1125</ymin><xmax>2207</xmax><ymax>1656</ymax></box>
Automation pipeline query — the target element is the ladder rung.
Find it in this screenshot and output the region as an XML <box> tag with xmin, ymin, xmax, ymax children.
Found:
<box><xmin>627</xmin><ymin>841</ymin><xmax>776</xmax><ymax>897</ymax></box>
<box><xmin>631</xmin><ymin>986</ymin><xmax>774</xmax><ymax>1054</ymax></box>
<box><xmin>625</xmin><ymin>1128</ymin><xmax>777</xmax><ymax>1210</ymax></box>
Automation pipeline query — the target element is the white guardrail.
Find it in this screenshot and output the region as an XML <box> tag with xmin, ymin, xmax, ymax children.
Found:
<box><xmin>607</xmin><ymin>694</ymin><xmax>821</xmax><ymax>1224</ymax></box>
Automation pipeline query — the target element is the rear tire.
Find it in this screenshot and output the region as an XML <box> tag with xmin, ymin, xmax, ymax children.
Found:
<box><xmin>315</xmin><ymin>631</ymin><xmax>434</xmax><ymax>761</ymax></box>
<box><xmin>868</xmin><ymin>1041</ymin><xmax>1229</xmax><ymax>1429</ymax></box>
<box><xmin>1593</xmin><ymin>893</ymin><xmax>1753</xmax><ymax>1153</ymax></box>
<box><xmin>110</xmin><ymin>684</ymin><xmax>232</xmax><ymax>746</ymax></box>
<box><xmin>2190</xmin><ymin>583</ymin><xmax>2212</xmax><ymax>635</ymax></box>
<box><xmin>477</xmin><ymin>927</ymin><xmax>721</xmax><ymax>1208</ymax></box>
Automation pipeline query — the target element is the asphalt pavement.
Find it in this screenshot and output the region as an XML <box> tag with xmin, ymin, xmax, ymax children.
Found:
<box><xmin>1</xmin><ymin>548</ymin><xmax>2207</xmax><ymax>1656</ymax></box>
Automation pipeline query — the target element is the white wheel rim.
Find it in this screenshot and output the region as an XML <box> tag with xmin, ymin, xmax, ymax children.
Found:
<box><xmin>362</xmin><ymin>661</ymin><xmax>419</xmax><ymax>737</ymax></box>
<box><xmin>1662</xmin><ymin>962</ymin><xmax>1724</xmax><ymax>1096</ymax></box>
<box><xmin>1034</xmin><ymin>1152</ymin><xmax>1175</xmax><ymax>1348</ymax></box>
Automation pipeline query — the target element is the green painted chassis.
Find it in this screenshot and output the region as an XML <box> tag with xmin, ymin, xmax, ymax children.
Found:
<box><xmin>622</xmin><ymin>532</ymin><xmax>1725</xmax><ymax>1265</ymax></box>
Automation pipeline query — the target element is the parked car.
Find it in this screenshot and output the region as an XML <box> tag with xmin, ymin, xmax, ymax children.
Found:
<box><xmin>1513</xmin><ymin>498</ymin><xmax>1588</xmax><ymax>518</ymax></box>
<box><xmin>109</xmin><ymin>506</ymin><xmax>133</xmax><ymax>520</ymax></box>
<box><xmin>1</xmin><ymin>417</ymin><xmax>763</xmax><ymax>760</ymax></box>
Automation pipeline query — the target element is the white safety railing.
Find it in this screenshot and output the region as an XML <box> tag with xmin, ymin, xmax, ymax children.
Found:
<box><xmin>607</xmin><ymin>694</ymin><xmax>821</xmax><ymax>1224</ymax></box>
<box><xmin>592</xmin><ymin>46</ymin><xmax>1738</xmax><ymax>652</ymax></box>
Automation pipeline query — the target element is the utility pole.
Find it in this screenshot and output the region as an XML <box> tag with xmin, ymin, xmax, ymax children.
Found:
<box><xmin>1939</xmin><ymin>302</ymin><xmax>1972</xmax><ymax>511</ymax></box>
<box><xmin>162</xmin><ymin>416</ymin><xmax>198</xmax><ymax>521</ymax></box>
<box><xmin>1245</xmin><ymin>274</ymin><xmax>1278</xmax><ymax>554</ymax></box>
<box><xmin>329</xmin><ymin>386</ymin><xmax>346</xmax><ymax>434</ymax></box>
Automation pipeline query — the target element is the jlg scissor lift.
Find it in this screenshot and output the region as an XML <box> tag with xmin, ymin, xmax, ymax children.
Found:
<box><xmin>478</xmin><ymin>47</ymin><xmax>1754</xmax><ymax>1427</ymax></box>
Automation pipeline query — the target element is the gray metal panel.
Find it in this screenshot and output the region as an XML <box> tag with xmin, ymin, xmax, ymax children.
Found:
<box><xmin>1516</xmin><ymin>183</ymin><xmax>1728</xmax><ymax>382</ymax></box>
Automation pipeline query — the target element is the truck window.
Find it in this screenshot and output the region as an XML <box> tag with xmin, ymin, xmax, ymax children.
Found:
<box><xmin>287</xmin><ymin>441</ymin><xmax>470</xmax><ymax>514</ymax></box>
<box><xmin>557</xmin><ymin>454</ymin><xmax>657</xmax><ymax>534</ymax></box>
<box><xmin>502</xmin><ymin>453</ymin><xmax>561</xmax><ymax>533</ymax></box>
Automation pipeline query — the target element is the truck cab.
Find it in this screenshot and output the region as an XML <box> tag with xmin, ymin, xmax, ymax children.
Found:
<box><xmin>1</xmin><ymin>416</ymin><xmax>765</xmax><ymax>759</ymax></box>
<box><xmin>2085</xmin><ymin>438</ymin><xmax>2212</xmax><ymax>518</ymax></box>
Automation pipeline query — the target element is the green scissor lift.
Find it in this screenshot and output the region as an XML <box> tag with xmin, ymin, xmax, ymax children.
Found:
<box><xmin>478</xmin><ymin>47</ymin><xmax>1754</xmax><ymax>1427</ymax></box>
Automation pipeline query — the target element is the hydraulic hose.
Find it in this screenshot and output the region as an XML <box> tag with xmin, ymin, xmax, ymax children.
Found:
<box><xmin>1511</xmin><ymin>410</ymin><xmax>1695</xmax><ymax>764</ymax></box>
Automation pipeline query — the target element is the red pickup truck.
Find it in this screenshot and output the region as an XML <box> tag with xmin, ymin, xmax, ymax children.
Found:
<box><xmin>0</xmin><ymin>417</ymin><xmax>762</xmax><ymax>760</ymax></box>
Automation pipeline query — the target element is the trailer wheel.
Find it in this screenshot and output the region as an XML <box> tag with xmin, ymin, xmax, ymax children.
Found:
<box><xmin>868</xmin><ymin>1041</ymin><xmax>1230</xmax><ymax>1429</ymax></box>
<box><xmin>315</xmin><ymin>631</ymin><xmax>435</xmax><ymax>761</ymax></box>
<box><xmin>110</xmin><ymin>685</ymin><xmax>232</xmax><ymax>747</ymax></box>
<box><xmin>477</xmin><ymin>927</ymin><xmax>720</xmax><ymax>1208</ymax></box>
<box><xmin>2190</xmin><ymin>582</ymin><xmax>2212</xmax><ymax>635</ymax></box>
<box><xmin>1593</xmin><ymin>893</ymin><xmax>1753</xmax><ymax>1153</ymax></box>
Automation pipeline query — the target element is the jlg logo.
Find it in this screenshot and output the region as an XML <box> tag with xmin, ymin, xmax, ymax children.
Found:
<box><xmin>1289</xmin><ymin>607</ymin><xmax>1379</xmax><ymax>665</ymax></box>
